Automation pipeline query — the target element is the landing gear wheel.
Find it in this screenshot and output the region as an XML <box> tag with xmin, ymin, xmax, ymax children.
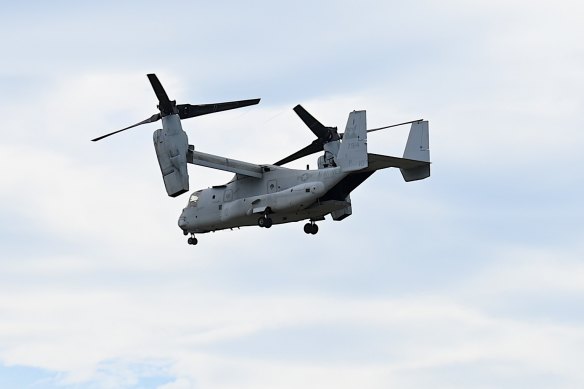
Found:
<box><xmin>187</xmin><ymin>236</ymin><xmax>198</xmax><ymax>245</ymax></box>
<box><xmin>258</xmin><ymin>216</ymin><xmax>273</xmax><ymax>228</ymax></box>
<box><xmin>304</xmin><ymin>222</ymin><xmax>319</xmax><ymax>235</ymax></box>
<box><xmin>310</xmin><ymin>224</ymin><xmax>319</xmax><ymax>235</ymax></box>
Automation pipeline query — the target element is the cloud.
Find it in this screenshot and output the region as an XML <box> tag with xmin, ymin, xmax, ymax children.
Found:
<box><xmin>1</xmin><ymin>1</ymin><xmax>584</xmax><ymax>388</ymax></box>
<box><xmin>3</xmin><ymin>283</ymin><xmax>583</xmax><ymax>388</ymax></box>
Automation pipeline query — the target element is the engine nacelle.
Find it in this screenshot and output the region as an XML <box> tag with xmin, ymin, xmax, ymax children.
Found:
<box><xmin>153</xmin><ymin>124</ymin><xmax>189</xmax><ymax>197</ymax></box>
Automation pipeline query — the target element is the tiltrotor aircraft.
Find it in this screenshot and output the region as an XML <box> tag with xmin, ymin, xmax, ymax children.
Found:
<box><xmin>92</xmin><ymin>74</ymin><xmax>430</xmax><ymax>245</ymax></box>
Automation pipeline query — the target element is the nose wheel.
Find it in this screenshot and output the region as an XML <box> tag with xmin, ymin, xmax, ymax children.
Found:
<box><xmin>187</xmin><ymin>234</ymin><xmax>198</xmax><ymax>245</ymax></box>
<box><xmin>304</xmin><ymin>221</ymin><xmax>319</xmax><ymax>235</ymax></box>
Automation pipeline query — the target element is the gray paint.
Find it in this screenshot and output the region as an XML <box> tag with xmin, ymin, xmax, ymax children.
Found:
<box><xmin>95</xmin><ymin>76</ymin><xmax>432</xmax><ymax>243</ymax></box>
<box><xmin>177</xmin><ymin>113</ymin><xmax>431</xmax><ymax>242</ymax></box>
<box><xmin>336</xmin><ymin>110</ymin><xmax>368</xmax><ymax>172</ymax></box>
<box><xmin>400</xmin><ymin>120</ymin><xmax>430</xmax><ymax>182</ymax></box>
<box><xmin>153</xmin><ymin>115</ymin><xmax>189</xmax><ymax>197</ymax></box>
<box><xmin>187</xmin><ymin>149</ymin><xmax>263</xmax><ymax>178</ymax></box>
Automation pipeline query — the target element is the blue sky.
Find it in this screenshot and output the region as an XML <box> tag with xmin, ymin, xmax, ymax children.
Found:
<box><xmin>1</xmin><ymin>1</ymin><xmax>584</xmax><ymax>388</ymax></box>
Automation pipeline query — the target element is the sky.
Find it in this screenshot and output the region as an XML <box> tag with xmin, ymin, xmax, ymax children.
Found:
<box><xmin>1</xmin><ymin>1</ymin><xmax>583</xmax><ymax>388</ymax></box>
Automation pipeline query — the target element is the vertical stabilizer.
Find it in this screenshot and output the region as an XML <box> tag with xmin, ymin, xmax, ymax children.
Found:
<box><xmin>400</xmin><ymin>120</ymin><xmax>430</xmax><ymax>181</ymax></box>
<box><xmin>337</xmin><ymin>110</ymin><xmax>368</xmax><ymax>172</ymax></box>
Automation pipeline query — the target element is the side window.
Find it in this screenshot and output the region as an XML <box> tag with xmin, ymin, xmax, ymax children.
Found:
<box><xmin>188</xmin><ymin>192</ymin><xmax>200</xmax><ymax>207</ymax></box>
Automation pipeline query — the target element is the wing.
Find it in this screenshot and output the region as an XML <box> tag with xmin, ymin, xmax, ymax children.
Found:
<box><xmin>187</xmin><ymin>148</ymin><xmax>264</xmax><ymax>178</ymax></box>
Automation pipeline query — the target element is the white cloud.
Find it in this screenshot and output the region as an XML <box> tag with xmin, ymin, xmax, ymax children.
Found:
<box><xmin>2</xmin><ymin>254</ymin><xmax>584</xmax><ymax>387</ymax></box>
<box><xmin>470</xmin><ymin>247</ymin><xmax>584</xmax><ymax>294</ymax></box>
<box><xmin>1</xmin><ymin>1</ymin><xmax>584</xmax><ymax>388</ymax></box>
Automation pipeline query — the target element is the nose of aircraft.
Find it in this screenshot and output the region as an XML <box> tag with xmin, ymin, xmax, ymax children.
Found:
<box><xmin>178</xmin><ymin>209</ymin><xmax>189</xmax><ymax>230</ymax></box>
<box><xmin>178</xmin><ymin>207</ymin><xmax>199</xmax><ymax>233</ymax></box>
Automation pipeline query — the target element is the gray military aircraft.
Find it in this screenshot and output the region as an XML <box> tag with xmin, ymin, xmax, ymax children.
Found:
<box><xmin>92</xmin><ymin>74</ymin><xmax>430</xmax><ymax>245</ymax></box>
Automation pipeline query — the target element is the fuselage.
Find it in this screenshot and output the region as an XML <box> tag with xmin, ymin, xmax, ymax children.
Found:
<box><xmin>92</xmin><ymin>74</ymin><xmax>430</xmax><ymax>246</ymax></box>
<box><xmin>178</xmin><ymin>165</ymin><xmax>348</xmax><ymax>233</ymax></box>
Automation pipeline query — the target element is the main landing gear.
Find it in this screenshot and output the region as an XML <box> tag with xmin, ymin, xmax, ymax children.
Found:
<box><xmin>187</xmin><ymin>233</ymin><xmax>198</xmax><ymax>245</ymax></box>
<box><xmin>304</xmin><ymin>221</ymin><xmax>319</xmax><ymax>235</ymax></box>
<box><xmin>257</xmin><ymin>208</ymin><xmax>273</xmax><ymax>229</ymax></box>
<box><xmin>257</xmin><ymin>215</ymin><xmax>273</xmax><ymax>228</ymax></box>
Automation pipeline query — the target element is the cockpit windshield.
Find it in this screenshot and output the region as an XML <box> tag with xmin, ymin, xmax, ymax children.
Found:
<box><xmin>188</xmin><ymin>191</ymin><xmax>201</xmax><ymax>207</ymax></box>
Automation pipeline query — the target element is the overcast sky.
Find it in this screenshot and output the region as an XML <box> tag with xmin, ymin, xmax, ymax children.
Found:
<box><xmin>1</xmin><ymin>1</ymin><xmax>583</xmax><ymax>388</ymax></box>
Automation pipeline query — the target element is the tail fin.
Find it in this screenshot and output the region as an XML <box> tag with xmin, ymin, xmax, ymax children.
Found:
<box><xmin>337</xmin><ymin>110</ymin><xmax>368</xmax><ymax>172</ymax></box>
<box><xmin>400</xmin><ymin>120</ymin><xmax>430</xmax><ymax>182</ymax></box>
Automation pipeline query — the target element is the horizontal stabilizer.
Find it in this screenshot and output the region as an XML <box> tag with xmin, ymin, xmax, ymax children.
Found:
<box><xmin>365</xmin><ymin>153</ymin><xmax>430</xmax><ymax>182</ymax></box>
<box><xmin>366</xmin><ymin>154</ymin><xmax>428</xmax><ymax>171</ymax></box>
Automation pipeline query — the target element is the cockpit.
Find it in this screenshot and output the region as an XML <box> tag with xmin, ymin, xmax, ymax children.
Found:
<box><xmin>188</xmin><ymin>191</ymin><xmax>202</xmax><ymax>207</ymax></box>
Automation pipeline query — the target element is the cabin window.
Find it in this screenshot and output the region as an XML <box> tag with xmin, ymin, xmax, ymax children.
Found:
<box><xmin>188</xmin><ymin>191</ymin><xmax>201</xmax><ymax>207</ymax></box>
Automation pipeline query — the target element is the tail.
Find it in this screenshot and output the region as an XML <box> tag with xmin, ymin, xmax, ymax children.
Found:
<box><xmin>400</xmin><ymin>120</ymin><xmax>430</xmax><ymax>182</ymax></box>
<box><xmin>336</xmin><ymin>110</ymin><xmax>368</xmax><ymax>172</ymax></box>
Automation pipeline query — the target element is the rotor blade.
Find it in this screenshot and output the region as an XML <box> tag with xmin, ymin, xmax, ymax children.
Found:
<box><xmin>274</xmin><ymin>140</ymin><xmax>324</xmax><ymax>166</ymax></box>
<box><xmin>293</xmin><ymin>105</ymin><xmax>329</xmax><ymax>139</ymax></box>
<box><xmin>91</xmin><ymin>113</ymin><xmax>161</xmax><ymax>142</ymax></box>
<box><xmin>147</xmin><ymin>73</ymin><xmax>174</xmax><ymax>115</ymax></box>
<box><xmin>366</xmin><ymin>119</ymin><xmax>424</xmax><ymax>133</ymax></box>
<box><xmin>177</xmin><ymin>98</ymin><xmax>260</xmax><ymax>120</ymax></box>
